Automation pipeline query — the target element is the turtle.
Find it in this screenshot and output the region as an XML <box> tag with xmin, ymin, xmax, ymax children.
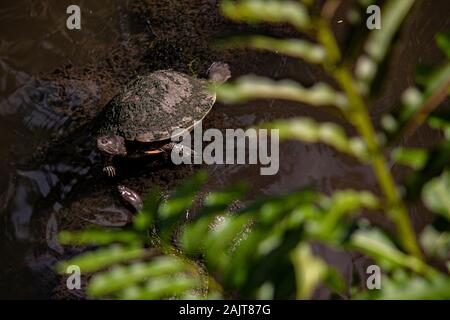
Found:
<box><xmin>94</xmin><ymin>62</ymin><xmax>231</xmax><ymax>212</ymax></box>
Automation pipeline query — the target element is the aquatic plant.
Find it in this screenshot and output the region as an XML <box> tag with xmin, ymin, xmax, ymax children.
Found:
<box><xmin>57</xmin><ymin>0</ymin><xmax>450</xmax><ymax>299</ymax></box>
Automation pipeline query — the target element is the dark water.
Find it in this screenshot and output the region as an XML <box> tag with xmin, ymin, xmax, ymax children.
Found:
<box><xmin>0</xmin><ymin>0</ymin><xmax>449</xmax><ymax>299</ymax></box>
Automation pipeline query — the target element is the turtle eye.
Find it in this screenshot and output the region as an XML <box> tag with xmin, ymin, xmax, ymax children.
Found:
<box><xmin>101</xmin><ymin>138</ymin><xmax>109</xmax><ymax>145</ymax></box>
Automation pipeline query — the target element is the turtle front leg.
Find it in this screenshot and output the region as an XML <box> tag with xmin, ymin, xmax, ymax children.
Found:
<box><xmin>102</xmin><ymin>156</ymin><xmax>117</xmax><ymax>177</ymax></box>
<box><xmin>97</xmin><ymin>135</ymin><xmax>127</xmax><ymax>177</ymax></box>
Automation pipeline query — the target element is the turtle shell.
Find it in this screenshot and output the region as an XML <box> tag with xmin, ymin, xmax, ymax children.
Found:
<box><xmin>95</xmin><ymin>70</ymin><xmax>216</xmax><ymax>142</ymax></box>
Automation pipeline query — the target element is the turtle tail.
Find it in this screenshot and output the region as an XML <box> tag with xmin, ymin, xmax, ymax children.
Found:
<box><xmin>207</xmin><ymin>62</ymin><xmax>231</xmax><ymax>84</ymax></box>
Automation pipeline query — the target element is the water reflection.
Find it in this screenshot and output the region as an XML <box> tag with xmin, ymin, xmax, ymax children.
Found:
<box><xmin>0</xmin><ymin>0</ymin><xmax>129</xmax><ymax>298</ymax></box>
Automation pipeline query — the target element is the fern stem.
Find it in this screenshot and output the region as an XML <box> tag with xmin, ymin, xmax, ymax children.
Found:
<box><xmin>318</xmin><ymin>21</ymin><xmax>422</xmax><ymax>258</ymax></box>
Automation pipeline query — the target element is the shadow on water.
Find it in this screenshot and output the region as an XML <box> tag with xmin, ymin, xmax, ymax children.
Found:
<box><xmin>0</xmin><ymin>0</ymin><xmax>129</xmax><ymax>298</ymax></box>
<box><xmin>0</xmin><ymin>0</ymin><xmax>449</xmax><ymax>298</ymax></box>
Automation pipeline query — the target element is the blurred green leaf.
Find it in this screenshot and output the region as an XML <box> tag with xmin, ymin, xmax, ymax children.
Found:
<box><xmin>307</xmin><ymin>190</ymin><xmax>379</xmax><ymax>243</ymax></box>
<box><xmin>118</xmin><ymin>275</ymin><xmax>201</xmax><ymax>300</ymax></box>
<box><xmin>406</xmin><ymin>142</ymin><xmax>450</xmax><ymax>200</ymax></box>
<box><xmin>380</xmin><ymin>87</ymin><xmax>423</xmax><ymax>140</ymax></box>
<box><xmin>416</xmin><ymin>65</ymin><xmax>437</xmax><ymax>88</ymax></box>
<box><xmin>56</xmin><ymin>245</ymin><xmax>145</xmax><ymax>273</ymax></box>
<box><xmin>255</xmin><ymin>282</ymin><xmax>275</xmax><ymax>300</ymax></box>
<box><xmin>420</xmin><ymin>225</ymin><xmax>450</xmax><ymax>260</ymax></box>
<box><xmin>238</xmin><ymin>190</ymin><xmax>318</xmax><ymax>226</ymax></box>
<box><xmin>356</xmin><ymin>270</ymin><xmax>450</xmax><ymax>300</ymax></box>
<box><xmin>385</xmin><ymin>62</ymin><xmax>450</xmax><ymax>143</ymax></box>
<box><xmin>391</xmin><ymin>147</ymin><xmax>428</xmax><ymax>170</ymax></box>
<box><xmin>222</xmin><ymin>229</ymin><xmax>265</xmax><ymax>289</ymax></box>
<box><xmin>221</xmin><ymin>0</ymin><xmax>311</xmax><ymax>30</ymax></box>
<box><xmin>88</xmin><ymin>256</ymin><xmax>193</xmax><ymax>297</ymax></box>
<box><xmin>261</xmin><ymin>117</ymin><xmax>368</xmax><ymax>161</ymax></box>
<box><xmin>204</xmin><ymin>182</ymin><xmax>247</xmax><ymax>207</ymax></box>
<box><xmin>159</xmin><ymin>170</ymin><xmax>208</xmax><ymax>220</ymax></box>
<box><xmin>436</xmin><ymin>32</ymin><xmax>450</xmax><ymax>58</ymax></box>
<box><xmin>58</xmin><ymin>228</ymin><xmax>143</xmax><ymax>246</ymax></box>
<box><xmin>216</xmin><ymin>76</ymin><xmax>348</xmax><ymax>109</ymax></box>
<box><xmin>350</xmin><ymin>228</ymin><xmax>433</xmax><ymax>275</ymax></box>
<box><xmin>290</xmin><ymin>244</ymin><xmax>328</xmax><ymax>299</ymax></box>
<box><xmin>422</xmin><ymin>170</ymin><xmax>450</xmax><ymax>220</ymax></box>
<box><xmin>133</xmin><ymin>187</ymin><xmax>161</xmax><ymax>231</ymax></box>
<box><xmin>204</xmin><ymin>214</ymin><xmax>253</xmax><ymax>270</ymax></box>
<box><xmin>284</xmin><ymin>204</ymin><xmax>318</xmax><ymax>230</ymax></box>
<box><xmin>428</xmin><ymin>111</ymin><xmax>450</xmax><ymax>139</ymax></box>
<box><xmin>422</xmin><ymin>62</ymin><xmax>450</xmax><ymax>97</ymax></box>
<box><xmin>181</xmin><ymin>183</ymin><xmax>247</xmax><ymax>254</ymax></box>
<box><xmin>181</xmin><ymin>216</ymin><xmax>216</xmax><ymax>254</ymax></box>
<box><xmin>218</xmin><ymin>36</ymin><xmax>326</xmax><ymax>64</ymax></box>
<box><xmin>157</xmin><ymin>171</ymin><xmax>208</xmax><ymax>241</ymax></box>
<box><xmin>324</xmin><ymin>266</ymin><xmax>347</xmax><ymax>296</ymax></box>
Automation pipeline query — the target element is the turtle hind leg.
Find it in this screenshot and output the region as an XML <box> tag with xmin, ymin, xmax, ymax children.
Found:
<box><xmin>159</xmin><ymin>142</ymin><xmax>196</xmax><ymax>173</ymax></box>
<box><xmin>117</xmin><ymin>185</ymin><xmax>143</xmax><ymax>213</ymax></box>
<box><xmin>160</xmin><ymin>142</ymin><xmax>197</xmax><ymax>158</ymax></box>
<box><xmin>207</xmin><ymin>62</ymin><xmax>231</xmax><ymax>84</ymax></box>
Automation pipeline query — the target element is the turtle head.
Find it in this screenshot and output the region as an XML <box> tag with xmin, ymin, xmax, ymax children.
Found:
<box><xmin>96</xmin><ymin>135</ymin><xmax>127</xmax><ymax>156</ymax></box>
